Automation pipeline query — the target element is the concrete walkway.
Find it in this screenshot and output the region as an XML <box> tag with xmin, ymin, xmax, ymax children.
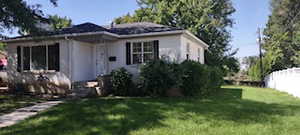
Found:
<box><xmin>0</xmin><ymin>101</ymin><xmax>62</xmax><ymax>128</ymax></box>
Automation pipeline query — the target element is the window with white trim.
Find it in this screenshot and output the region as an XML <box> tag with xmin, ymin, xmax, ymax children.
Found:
<box><xmin>132</xmin><ymin>41</ymin><xmax>154</xmax><ymax>64</ymax></box>
<box><xmin>18</xmin><ymin>43</ymin><xmax>60</xmax><ymax>71</ymax></box>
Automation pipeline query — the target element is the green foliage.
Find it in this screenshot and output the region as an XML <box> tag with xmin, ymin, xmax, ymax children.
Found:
<box><xmin>140</xmin><ymin>60</ymin><xmax>178</xmax><ymax>96</ymax></box>
<box><xmin>242</xmin><ymin>56</ymin><xmax>259</xmax><ymax>70</ymax></box>
<box><xmin>222</xmin><ymin>56</ymin><xmax>240</xmax><ymax>75</ymax></box>
<box><xmin>263</xmin><ymin>0</ymin><xmax>300</xmax><ymax>70</ymax></box>
<box><xmin>0</xmin><ymin>0</ymin><xmax>58</xmax><ymax>36</ymax></box>
<box><xmin>180</xmin><ymin>60</ymin><xmax>223</xmax><ymax>96</ymax></box>
<box><xmin>114</xmin><ymin>0</ymin><xmax>237</xmax><ymax>73</ymax></box>
<box><xmin>180</xmin><ymin>61</ymin><xmax>207</xmax><ymax>96</ymax></box>
<box><xmin>248</xmin><ymin>53</ymin><xmax>273</xmax><ymax>81</ymax></box>
<box><xmin>0</xmin><ymin>42</ymin><xmax>6</xmax><ymax>51</ymax></box>
<box><xmin>49</xmin><ymin>15</ymin><xmax>72</xmax><ymax>30</ymax></box>
<box><xmin>111</xmin><ymin>68</ymin><xmax>134</xmax><ymax>96</ymax></box>
<box><xmin>140</xmin><ymin>60</ymin><xmax>223</xmax><ymax>97</ymax></box>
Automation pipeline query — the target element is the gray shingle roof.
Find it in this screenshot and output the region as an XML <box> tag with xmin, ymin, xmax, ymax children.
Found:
<box><xmin>8</xmin><ymin>22</ymin><xmax>183</xmax><ymax>40</ymax></box>
<box><xmin>107</xmin><ymin>22</ymin><xmax>183</xmax><ymax>35</ymax></box>
<box><xmin>53</xmin><ymin>22</ymin><xmax>109</xmax><ymax>35</ymax></box>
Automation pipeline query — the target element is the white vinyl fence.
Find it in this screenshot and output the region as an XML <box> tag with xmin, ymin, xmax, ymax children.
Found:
<box><xmin>265</xmin><ymin>68</ymin><xmax>300</xmax><ymax>98</ymax></box>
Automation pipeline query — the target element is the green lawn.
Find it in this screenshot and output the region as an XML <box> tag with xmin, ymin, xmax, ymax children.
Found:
<box><xmin>1</xmin><ymin>86</ymin><xmax>300</xmax><ymax>135</ymax></box>
<box><xmin>0</xmin><ymin>94</ymin><xmax>43</xmax><ymax>115</ymax></box>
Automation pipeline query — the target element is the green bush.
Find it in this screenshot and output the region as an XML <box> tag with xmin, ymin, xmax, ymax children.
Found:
<box><xmin>203</xmin><ymin>66</ymin><xmax>223</xmax><ymax>95</ymax></box>
<box><xmin>179</xmin><ymin>60</ymin><xmax>207</xmax><ymax>96</ymax></box>
<box><xmin>109</xmin><ymin>60</ymin><xmax>223</xmax><ymax>97</ymax></box>
<box><xmin>140</xmin><ymin>60</ymin><xmax>178</xmax><ymax>96</ymax></box>
<box><xmin>180</xmin><ymin>60</ymin><xmax>223</xmax><ymax>96</ymax></box>
<box><xmin>110</xmin><ymin>68</ymin><xmax>134</xmax><ymax>96</ymax></box>
<box><xmin>139</xmin><ymin>60</ymin><xmax>223</xmax><ymax>97</ymax></box>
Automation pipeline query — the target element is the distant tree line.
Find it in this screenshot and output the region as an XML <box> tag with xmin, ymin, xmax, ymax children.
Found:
<box><xmin>246</xmin><ymin>0</ymin><xmax>300</xmax><ymax>81</ymax></box>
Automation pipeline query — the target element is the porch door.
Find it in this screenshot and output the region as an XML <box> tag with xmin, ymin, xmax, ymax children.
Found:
<box><xmin>95</xmin><ymin>44</ymin><xmax>107</xmax><ymax>77</ymax></box>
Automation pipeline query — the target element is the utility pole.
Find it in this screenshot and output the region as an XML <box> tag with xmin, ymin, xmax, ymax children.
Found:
<box><xmin>257</xmin><ymin>28</ymin><xmax>264</xmax><ymax>83</ymax></box>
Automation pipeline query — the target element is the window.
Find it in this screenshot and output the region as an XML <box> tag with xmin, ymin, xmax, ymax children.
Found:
<box><xmin>132</xmin><ymin>41</ymin><xmax>155</xmax><ymax>64</ymax></box>
<box><xmin>132</xmin><ymin>42</ymin><xmax>142</xmax><ymax>64</ymax></box>
<box><xmin>23</xmin><ymin>47</ymin><xmax>30</xmax><ymax>70</ymax></box>
<box><xmin>48</xmin><ymin>44</ymin><xmax>60</xmax><ymax>71</ymax></box>
<box><xmin>186</xmin><ymin>43</ymin><xmax>190</xmax><ymax>60</ymax></box>
<box><xmin>31</xmin><ymin>46</ymin><xmax>46</xmax><ymax>70</ymax></box>
<box><xmin>143</xmin><ymin>41</ymin><xmax>154</xmax><ymax>63</ymax></box>
<box><xmin>18</xmin><ymin>44</ymin><xmax>60</xmax><ymax>71</ymax></box>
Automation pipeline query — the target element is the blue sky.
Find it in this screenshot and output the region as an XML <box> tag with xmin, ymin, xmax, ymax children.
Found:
<box><xmin>20</xmin><ymin>0</ymin><xmax>271</xmax><ymax>58</ymax></box>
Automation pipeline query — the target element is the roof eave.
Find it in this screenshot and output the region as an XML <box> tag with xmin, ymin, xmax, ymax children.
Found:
<box><xmin>118</xmin><ymin>30</ymin><xmax>184</xmax><ymax>39</ymax></box>
<box><xmin>3</xmin><ymin>30</ymin><xmax>210</xmax><ymax>50</ymax></box>
<box><xmin>3</xmin><ymin>31</ymin><xmax>120</xmax><ymax>43</ymax></box>
<box><xmin>183</xmin><ymin>30</ymin><xmax>209</xmax><ymax>49</ymax></box>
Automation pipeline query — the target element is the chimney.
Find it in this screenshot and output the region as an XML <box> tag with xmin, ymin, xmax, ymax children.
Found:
<box><xmin>110</xmin><ymin>22</ymin><xmax>115</xmax><ymax>29</ymax></box>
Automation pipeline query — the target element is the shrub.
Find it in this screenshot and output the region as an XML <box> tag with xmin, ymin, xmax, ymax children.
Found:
<box><xmin>110</xmin><ymin>68</ymin><xmax>134</xmax><ymax>96</ymax></box>
<box><xmin>140</xmin><ymin>60</ymin><xmax>178</xmax><ymax>96</ymax></box>
<box><xmin>179</xmin><ymin>60</ymin><xmax>207</xmax><ymax>96</ymax></box>
<box><xmin>179</xmin><ymin>60</ymin><xmax>223</xmax><ymax>97</ymax></box>
<box><xmin>139</xmin><ymin>60</ymin><xmax>223</xmax><ymax>97</ymax></box>
<box><xmin>202</xmin><ymin>66</ymin><xmax>223</xmax><ymax>96</ymax></box>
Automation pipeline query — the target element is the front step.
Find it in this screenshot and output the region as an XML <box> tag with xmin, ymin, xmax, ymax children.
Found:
<box><xmin>70</xmin><ymin>81</ymin><xmax>100</xmax><ymax>98</ymax></box>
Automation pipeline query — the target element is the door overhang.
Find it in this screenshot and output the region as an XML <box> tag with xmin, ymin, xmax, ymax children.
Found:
<box><xmin>71</xmin><ymin>33</ymin><xmax>118</xmax><ymax>43</ymax></box>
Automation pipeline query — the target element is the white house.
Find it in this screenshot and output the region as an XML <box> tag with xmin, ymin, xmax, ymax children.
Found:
<box><xmin>3</xmin><ymin>22</ymin><xmax>208</xmax><ymax>91</ymax></box>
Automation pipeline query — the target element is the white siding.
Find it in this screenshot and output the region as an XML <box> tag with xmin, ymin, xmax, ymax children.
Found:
<box><xmin>106</xmin><ymin>34</ymin><xmax>182</xmax><ymax>74</ymax></box>
<box><xmin>180</xmin><ymin>34</ymin><xmax>205</xmax><ymax>64</ymax></box>
<box><xmin>72</xmin><ymin>41</ymin><xmax>94</xmax><ymax>82</ymax></box>
<box><xmin>6</xmin><ymin>39</ymin><xmax>72</xmax><ymax>88</ymax></box>
<box><xmin>7</xmin><ymin>32</ymin><xmax>207</xmax><ymax>83</ymax></box>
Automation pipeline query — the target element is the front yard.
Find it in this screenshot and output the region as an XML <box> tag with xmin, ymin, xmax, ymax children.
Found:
<box><xmin>1</xmin><ymin>86</ymin><xmax>300</xmax><ymax>135</ymax></box>
<box><xmin>0</xmin><ymin>94</ymin><xmax>43</xmax><ymax>115</ymax></box>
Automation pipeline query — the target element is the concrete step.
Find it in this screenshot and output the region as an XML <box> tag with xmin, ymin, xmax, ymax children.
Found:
<box><xmin>70</xmin><ymin>81</ymin><xmax>100</xmax><ymax>98</ymax></box>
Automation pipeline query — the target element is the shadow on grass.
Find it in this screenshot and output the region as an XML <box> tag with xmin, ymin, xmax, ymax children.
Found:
<box><xmin>1</xmin><ymin>88</ymin><xmax>300</xmax><ymax>135</ymax></box>
<box><xmin>0</xmin><ymin>95</ymin><xmax>42</xmax><ymax>115</ymax></box>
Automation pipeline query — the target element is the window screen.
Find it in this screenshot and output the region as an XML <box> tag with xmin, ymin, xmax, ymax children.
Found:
<box><xmin>31</xmin><ymin>46</ymin><xmax>46</xmax><ymax>70</ymax></box>
<box><xmin>48</xmin><ymin>44</ymin><xmax>60</xmax><ymax>71</ymax></box>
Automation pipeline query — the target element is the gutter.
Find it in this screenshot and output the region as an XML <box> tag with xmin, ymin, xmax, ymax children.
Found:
<box><xmin>3</xmin><ymin>30</ymin><xmax>209</xmax><ymax>49</ymax></box>
<box><xmin>2</xmin><ymin>31</ymin><xmax>120</xmax><ymax>43</ymax></box>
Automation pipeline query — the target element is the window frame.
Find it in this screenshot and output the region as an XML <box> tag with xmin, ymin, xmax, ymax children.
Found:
<box><xmin>130</xmin><ymin>40</ymin><xmax>155</xmax><ymax>64</ymax></box>
<box><xmin>19</xmin><ymin>43</ymin><xmax>60</xmax><ymax>72</ymax></box>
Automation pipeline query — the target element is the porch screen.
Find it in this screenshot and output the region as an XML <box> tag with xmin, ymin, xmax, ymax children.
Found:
<box><xmin>19</xmin><ymin>43</ymin><xmax>60</xmax><ymax>71</ymax></box>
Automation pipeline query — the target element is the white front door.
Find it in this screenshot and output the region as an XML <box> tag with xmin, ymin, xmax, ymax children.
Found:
<box><xmin>95</xmin><ymin>44</ymin><xmax>107</xmax><ymax>77</ymax></box>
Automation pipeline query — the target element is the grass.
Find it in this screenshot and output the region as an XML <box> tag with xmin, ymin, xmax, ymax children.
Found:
<box><xmin>0</xmin><ymin>94</ymin><xmax>43</xmax><ymax>115</ymax></box>
<box><xmin>1</xmin><ymin>86</ymin><xmax>300</xmax><ymax>135</ymax></box>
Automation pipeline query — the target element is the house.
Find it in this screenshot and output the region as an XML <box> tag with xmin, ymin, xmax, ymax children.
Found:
<box><xmin>3</xmin><ymin>22</ymin><xmax>208</xmax><ymax>92</ymax></box>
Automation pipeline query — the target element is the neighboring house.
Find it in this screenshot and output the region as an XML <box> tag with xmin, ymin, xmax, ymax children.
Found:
<box><xmin>3</xmin><ymin>22</ymin><xmax>208</xmax><ymax>90</ymax></box>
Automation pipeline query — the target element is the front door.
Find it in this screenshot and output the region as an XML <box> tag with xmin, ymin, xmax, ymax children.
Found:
<box><xmin>95</xmin><ymin>44</ymin><xmax>107</xmax><ymax>77</ymax></box>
